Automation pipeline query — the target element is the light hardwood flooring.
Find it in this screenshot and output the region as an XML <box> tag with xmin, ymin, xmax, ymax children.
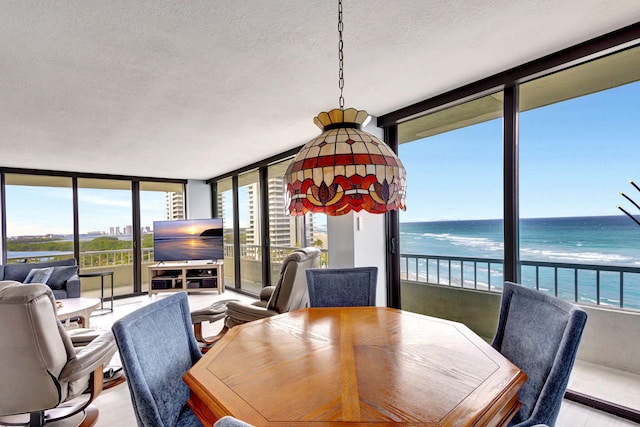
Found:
<box><xmin>86</xmin><ymin>291</ymin><xmax>638</xmax><ymax>427</ymax></box>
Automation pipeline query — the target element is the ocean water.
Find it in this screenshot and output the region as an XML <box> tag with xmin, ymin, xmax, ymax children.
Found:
<box><xmin>400</xmin><ymin>215</ymin><xmax>640</xmax><ymax>310</ymax></box>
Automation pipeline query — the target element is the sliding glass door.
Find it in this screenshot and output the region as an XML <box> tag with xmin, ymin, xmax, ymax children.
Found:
<box><xmin>139</xmin><ymin>181</ymin><xmax>185</xmax><ymax>292</ymax></box>
<box><xmin>77</xmin><ymin>178</ymin><xmax>133</xmax><ymax>298</ymax></box>
<box><xmin>217</xmin><ymin>178</ymin><xmax>236</xmax><ymax>288</ymax></box>
<box><xmin>397</xmin><ymin>94</ymin><xmax>505</xmax><ymax>295</ymax></box>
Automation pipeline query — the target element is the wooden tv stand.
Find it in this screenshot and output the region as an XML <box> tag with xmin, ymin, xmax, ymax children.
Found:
<box><xmin>148</xmin><ymin>261</ymin><xmax>224</xmax><ymax>296</ymax></box>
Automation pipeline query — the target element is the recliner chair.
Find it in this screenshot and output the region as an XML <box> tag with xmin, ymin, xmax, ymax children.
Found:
<box><xmin>192</xmin><ymin>247</ymin><xmax>321</xmax><ymax>345</ymax></box>
<box><xmin>0</xmin><ymin>281</ymin><xmax>117</xmax><ymax>427</ymax></box>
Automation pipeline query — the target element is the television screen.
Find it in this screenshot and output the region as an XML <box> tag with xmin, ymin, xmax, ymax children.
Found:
<box><xmin>153</xmin><ymin>218</ymin><xmax>224</xmax><ymax>262</ymax></box>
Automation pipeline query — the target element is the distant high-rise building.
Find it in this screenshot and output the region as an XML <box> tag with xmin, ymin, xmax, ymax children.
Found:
<box><xmin>124</xmin><ymin>225</ymin><xmax>133</xmax><ymax>235</ymax></box>
<box><xmin>247</xmin><ymin>182</ymin><xmax>261</xmax><ymax>246</ymax></box>
<box><xmin>165</xmin><ymin>192</ymin><xmax>184</xmax><ymax>220</ymax></box>
<box><xmin>217</xmin><ymin>176</ymin><xmax>323</xmax><ymax>258</ymax></box>
<box><xmin>254</xmin><ymin>176</ymin><xmax>320</xmax><ymax>247</ymax></box>
<box><xmin>267</xmin><ymin>176</ymin><xmax>296</xmax><ymax>247</ymax></box>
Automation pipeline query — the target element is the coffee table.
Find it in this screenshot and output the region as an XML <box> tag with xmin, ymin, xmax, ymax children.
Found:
<box><xmin>56</xmin><ymin>297</ymin><xmax>101</xmax><ymax>328</ymax></box>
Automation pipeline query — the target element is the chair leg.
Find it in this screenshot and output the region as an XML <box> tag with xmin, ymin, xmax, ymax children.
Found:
<box><xmin>193</xmin><ymin>322</ymin><xmax>230</xmax><ymax>346</ymax></box>
<box><xmin>193</xmin><ymin>322</ymin><xmax>207</xmax><ymax>343</ymax></box>
<box><xmin>29</xmin><ymin>411</ymin><xmax>44</xmax><ymax>427</ymax></box>
<box><xmin>195</xmin><ymin>326</ymin><xmax>230</xmax><ymax>354</ymax></box>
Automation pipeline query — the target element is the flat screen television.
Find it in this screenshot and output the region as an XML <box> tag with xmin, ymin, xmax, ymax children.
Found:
<box><xmin>153</xmin><ymin>218</ymin><xmax>224</xmax><ymax>262</ymax></box>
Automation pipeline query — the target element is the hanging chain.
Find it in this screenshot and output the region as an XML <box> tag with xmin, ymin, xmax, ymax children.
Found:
<box><xmin>338</xmin><ymin>0</ymin><xmax>344</xmax><ymax>110</ymax></box>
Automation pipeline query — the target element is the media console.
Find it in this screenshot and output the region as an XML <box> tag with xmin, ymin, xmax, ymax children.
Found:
<box><xmin>148</xmin><ymin>261</ymin><xmax>224</xmax><ymax>296</ymax></box>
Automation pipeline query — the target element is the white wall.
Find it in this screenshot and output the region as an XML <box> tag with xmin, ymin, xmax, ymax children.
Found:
<box><xmin>186</xmin><ymin>179</ymin><xmax>212</xmax><ymax>219</ymax></box>
<box><xmin>326</xmin><ymin>115</ymin><xmax>389</xmax><ymax>306</ymax></box>
<box><xmin>327</xmin><ymin>212</ymin><xmax>387</xmax><ymax>307</ymax></box>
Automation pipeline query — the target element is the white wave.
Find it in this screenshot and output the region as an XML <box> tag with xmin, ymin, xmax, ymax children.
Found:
<box><xmin>520</xmin><ymin>247</ymin><xmax>632</xmax><ymax>263</ymax></box>
<box><xmin>412</xmin><ymin>232</ymin><xmax>505</xmax><ymax>253</ymax></box>
<box><xmin>447</xmin><ymin>235</ymin><xmax>503</xmax><ymax>252</ymax></box>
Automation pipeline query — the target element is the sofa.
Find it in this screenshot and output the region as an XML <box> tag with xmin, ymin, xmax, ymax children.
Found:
<box><xmin>0</xmin><ymin>258</ymin><xmax>80</xmax><ymax>299</ymax></box>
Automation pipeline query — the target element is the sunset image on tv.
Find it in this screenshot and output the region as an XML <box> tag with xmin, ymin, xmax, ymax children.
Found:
<box><xmin>153</xmin><ymin>218</ymin><xmax>223</xmax><ymax>262</ymax></box>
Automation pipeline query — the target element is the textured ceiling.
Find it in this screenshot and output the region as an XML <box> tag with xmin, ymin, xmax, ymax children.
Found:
<box><xmin>1</xmin><ymin>1</ymin><xmax>639</xmax><ymax>180</ymax></box>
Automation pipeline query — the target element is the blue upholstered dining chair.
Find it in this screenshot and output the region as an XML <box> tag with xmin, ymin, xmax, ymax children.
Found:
<box><xmin>111</xmin><ymin>292</ymin><xmax>203</xmax><ymax>427</ymax></box>
<box><xmin>492</xmin><ymin>282</ymin><xmax>587</xmax><ymax>427</ymax></box>
<box><xmin>305</xmin><ymin>266</ymin><xmax>377</xmax><ymax>307</ymax></box>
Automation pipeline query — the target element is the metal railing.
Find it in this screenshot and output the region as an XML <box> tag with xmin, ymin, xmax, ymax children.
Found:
<box><xmin>8</xmin><ymin>248</ymin><xmax>155</xmax><ymax>268</ymax></box>
<box><xmin>223</xmin><ymin>243</ymin><xmax>328</xmax><ymax>265</ymax></box>
<box><xmin>8</xmin><ymin>245</ymin><xmax>327</xmax><ymax>271</ymax></box>
<box><xmin>11</xmin><ymin>248</ymin><xmax>637</xmax><ymax>309</ymax></box>
<box><xmin>400</xmin><ymin>253</ymin><xmax>640</xmax><ymax>310</ymax></box>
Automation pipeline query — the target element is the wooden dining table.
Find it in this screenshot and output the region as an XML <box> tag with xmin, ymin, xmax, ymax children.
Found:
<box><xmin>183</xmin><ymin>307</ymin><xmax>527</xmax><ymax>427</ymax></box>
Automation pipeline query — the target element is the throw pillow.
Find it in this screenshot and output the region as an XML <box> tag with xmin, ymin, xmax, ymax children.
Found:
<box><xmin>47</xmin><ymin>265</ymin><xmax>78</xmax><ymax>290</ymax></box>
<box><xmin>24</xmin><ymin>267</ymin><xmax>55</xmax><ymax>284</ymax></box>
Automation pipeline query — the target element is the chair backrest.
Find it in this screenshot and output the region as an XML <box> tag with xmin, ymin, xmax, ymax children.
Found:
<box><xmin>0</xmin><ymin>281</ymin><xmax>76</xmax><ymax>415</ymax></box>
<box><xmin>305</xmin><ymin>267</ymin><xmax>377</xmax><ymax>307</ymax></box>
<box><xmin>491</xmin><ymin>282</ymin><xmax>587</xmax><ymax>427</ymax></box>
<box><xmin>112</xmin><ymin>292</ymin><xmax>203</xmax><ymax>427</ymax></box>
<box><xmin>267</xmin><ymin>247</ymin><xmax>321</xmax><ymax>314</ymax></box>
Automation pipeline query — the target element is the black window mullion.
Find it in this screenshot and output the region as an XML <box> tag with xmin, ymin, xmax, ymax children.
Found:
<box><xmin>503</xmin><ymin>85</ymin><xmax>520</xmax><ymax>283</ymax></box>
<box><xmin>385</xmin><ymin>125</ymin><xmax>401</xmax><ymax>309</ymax></box>
<box><xmin>232</xmin><ymin>175</ymin><xmax>241</xmax><ymax>290</ymax></box>
<box><xmin>259</xmin><ymin>167</ymin><xmax>271</xmax><ymax>287</ymax></box>
<box><xmin>72</xmin><ymin>177</ymin><xmax>80</xmax><ymax>263</ymax></box>
<box><xmin>132</xmin><ymin>180</ymin><xmax>142</xmax><ymax>293</ymax></box>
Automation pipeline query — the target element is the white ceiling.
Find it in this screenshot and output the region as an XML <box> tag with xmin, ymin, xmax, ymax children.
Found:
<box><xmin>1</xmin><ymin>1</ymin><xmax>639</xmax><ymax>181</ymax></box>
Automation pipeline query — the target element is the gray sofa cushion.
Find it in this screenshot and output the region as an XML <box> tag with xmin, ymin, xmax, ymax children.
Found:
<box><xmin>47</xmin><ymin>266</ymin><xmax>79</xmax><ymax>290</ymax></box>
<box><xmin>24</xmin><ymin>267</ymin><xmax>55</xmax><ymax>284</ymax></box>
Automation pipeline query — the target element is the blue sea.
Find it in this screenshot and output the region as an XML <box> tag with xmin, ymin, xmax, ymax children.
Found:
<box><xmin>400</xmin><ymin>215</ymin><xmax>640</xmax><ymax>310</ymax></box>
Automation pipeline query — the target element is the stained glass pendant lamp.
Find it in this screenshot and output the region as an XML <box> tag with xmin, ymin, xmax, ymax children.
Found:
<box><xmin>285</xmin><ymin>0</ymin><xmax>407</xmax><ymax>216</ymax></box>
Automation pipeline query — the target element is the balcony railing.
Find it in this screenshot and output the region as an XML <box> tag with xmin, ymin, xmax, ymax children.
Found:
<box><xmin>224</xmin><ymin>243</ymin><xmax>328</xmax><ymax>265</ymax></box>
<box><xmin>400</xmin><ymin>253</ymin><xmax>640</xmax><ymax>310</ymax></box>
<box><xmin>8</xmin><ymin>244</ymin><xmax>327</xmax><ymax>270</ymax></box>
<box><xmin>7</xmin><ymin>248</ymin><xmax>156</xmax><ymax>268</ymax></box>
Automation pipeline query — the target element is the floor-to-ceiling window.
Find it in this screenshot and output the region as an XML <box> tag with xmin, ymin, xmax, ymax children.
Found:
<box><xmin>139</xmin><ymin>181</ymin><xmax>185</xmax><ymax>292</ymax></box>
<box><xmin>210</xmin><ymin>152</ymin><xmax>327</xmax><ymax>296</ymax></box>
<box><xmin>1</xmin><ymin>169</ymin><xmax>186</xmax><ymax>297</ymax></box>
<box><xmin>77</xmin><ymin>178</ymin><xmax>134</xmax><ymax>297</ymax></box>
<box><xmin>217</xmin><ymin>177</ymin><xmax>235</xmax><ymax>288</ymax></box>
<box><xmin>266</xmin><ymin>159</ymin><xmax>329</xmax><ymax>283</ymax></box>
<box><xmin>382</xmin><ymin>28</ymin><xmax>640</xmax><ymax>313</ymax></box>
<box><xmin>237</xmin><ymin>170</ymin><xmax>262</xmax><ymax>293</ymax></box>
<box><xmin>397</xmin><ymin>94</ymin><xmax>504</xmax><ymax>294</ymax></box>
<box><xmin>3</xmin><ymin>174</ymin><xmax>74</xmax><ymax>263</ymax></box>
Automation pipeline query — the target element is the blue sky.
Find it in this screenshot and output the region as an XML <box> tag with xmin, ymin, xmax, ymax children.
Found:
<box><xmin>399</xmin><ymin>81</ymin><xmax>640</xmax><ymax>223</ymax></box>
<box><xmin>4</xmin><ymin>187</ymin><xmax>166</xmax><ymax>237</ymax></box>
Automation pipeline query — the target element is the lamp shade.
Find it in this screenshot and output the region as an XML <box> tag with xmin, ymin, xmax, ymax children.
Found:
<box><xmin>285</xmin><ymin>108</ymin><xmax>407</xmax><ymax>216</ymax></box>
